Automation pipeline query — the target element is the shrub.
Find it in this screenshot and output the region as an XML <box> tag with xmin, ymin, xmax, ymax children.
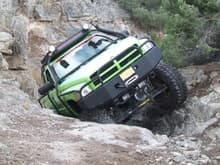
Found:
<box><xmin>117</xmin><ymin>0</ymin><xmax>220</xmax><ymax>67</ymax></box>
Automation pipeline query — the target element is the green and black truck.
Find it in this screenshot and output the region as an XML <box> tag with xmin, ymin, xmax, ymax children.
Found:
<box><xmin>38</xmin><ymin>24</ymin><xmax>187</xmax><ymax>123</ymax></box>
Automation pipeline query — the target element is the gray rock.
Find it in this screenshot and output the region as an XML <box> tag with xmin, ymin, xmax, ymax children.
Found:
<box><xmin>61</xmin><ymin>0</ymin><xmax>129</xmax><ymax>21</ymax></box>
<box><xmin>0</xmin><ymin>0</ymin><xmax>19</xmax><ymax>27</ymax></box>
<box><xmin>0</xmin><ymin>32</ymin><xmax>13</xmax><ymax>42</ymax></box>
<box><xmin>186</xmin><ymin>88</ymin><xmax>220</xmax><ymax>122</ymax></box>
<box><xmin>28</xmin><ymin>22</ymin><xmax>80</xmax><ymax>58</ymax></box>
<box><xmin>0</xmin><ymin>78</ymin><xmax>170</xmax><ymax>164</ymax></box>
<box><xmin>181</xmin><ymin>68</ymin><xmax>208</xmax><ymax>90</ymax></box>
<box><xmin>62</xmin><ymin>2</ymin><xmax>89</xmax><ymax>20</ymax></box>
<box><xmin>0</xmin><ymin>32</ymin><xmax>14</xmax><ymax>55</ymax></box>
<box><xmin>0</xmin><ymin>0</ymin><xmax>219</xmax><ymax>164</ymax></box>
<box><xmin>183</xmin><ymin>150</ymin><xmax>200</xmax><ymax>160</ymax></box>
<box><xmin>33</xmin><ymin>3</ymin><xmax>62</xmax><ymax>21</ymax></box>
<box><xmin>210</xmin><ymin>71</ymin><xmax>218</xmax><ymax>79</ymax></box>
<box><xmin>10</xmin><ymin>14</ymin><xmax>29</xmax><ymax>69</ymax></box>
<box><xmin>198</xmin><ymin>154</ymin><xmax>211</xmax><ymax>164</ymax></box>
<box><xmin>0</xmin><ymin>53</ymin><xmax>8</xmax><ymax>70</ymax></box>
<box><xmin>172</xmin><ymin>152</ymin><xmax>186</xmax><ymax>163</ymax></box>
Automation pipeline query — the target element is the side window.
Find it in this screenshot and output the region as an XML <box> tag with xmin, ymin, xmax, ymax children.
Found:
<box><xmin>45</xmin><ymin>70</ymin><xmax>53</xmax><ymax>83</ymax></box>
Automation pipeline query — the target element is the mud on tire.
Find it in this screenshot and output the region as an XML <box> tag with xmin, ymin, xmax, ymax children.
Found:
<box><xmin>151</xmin><ymin>63</ymin><xmax>187</xmax><ymax>110</ymax></box>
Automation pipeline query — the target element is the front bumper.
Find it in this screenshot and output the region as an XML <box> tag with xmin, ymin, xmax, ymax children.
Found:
<box><xmin>78</xmin><ymin>46</ymin><xmax>163</xmax><ymax>110</ymax></box>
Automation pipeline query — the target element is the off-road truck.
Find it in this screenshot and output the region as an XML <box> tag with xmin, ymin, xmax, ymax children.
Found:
<box><xmin>38</xmin><ymin>24</ymin><xmax>187</xmax><ymax>123</ymax></box>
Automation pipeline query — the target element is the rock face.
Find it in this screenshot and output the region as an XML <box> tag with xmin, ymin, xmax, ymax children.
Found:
<box><xmin>0</xmin><ymin>0</ymin><xmax>135</xmax><ymax>97</ymax></box>
<box><xmin>0</xmin><ymin>78</ymin><xmax>170</xmax><ymax>165</ymax></box>
<box><xmin>0</xmin><ymin>53</ymin><xmax>8</xmax><ymax>70</ymax></box>
<box><xmin>10</xmin><ymin>14</ymin><xmax>29</xmax><ymax>68</ymax></box>
<box><xmin>0</xmin><ymin>31</ymin><xmax>14</xmax><ymax>55</ymax></box>
<box><xmin>0</xmin><ymin>0</ymin><xmax>132</xmax><ymax>68</ymax></box>
<box><xmin>143</xmin><ymin>63</ymin><xmax>220</xmax><ymax>136</ymax></box>
<box><xmin>0</xmin><ymin>0</ymin><xmax>220</xmax><ymax>164</ymax></box>
<box><xmin>0</xmin><ymin>30</ymin><xmax>14</xmax><ymax>70</ymax></box>
<box><xmin>0</xmin><ymin>63</ymin><xmax>220</xmax><ymax>165</ymax></box>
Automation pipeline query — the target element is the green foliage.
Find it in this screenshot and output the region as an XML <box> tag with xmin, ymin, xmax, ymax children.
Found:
<box><xmin>117</xmin><ymin>0</ymin><xmax>167</xmax><ymax>30</ymax></box>
<box><xmin>185</xmin><ymin>0</ymin><xmax>220</xmax><ymax>14</ymax></box>
<box><xmin>158</xmin><ymin>34</ymin><xmax>183</xmax><ymax>66</ymax></box>
<box><xmin>131</xmin><ymin>7</ymin><xmax>168</xmax><ymax>30</ymax></box>
<box><xmin>117</xmin><ymin>0</ymin><xmax>220</xmax><ymax>67</ymax></box>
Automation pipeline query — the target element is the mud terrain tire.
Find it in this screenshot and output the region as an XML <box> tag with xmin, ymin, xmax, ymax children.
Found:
<box><xmin>152</xmin><ymin>63</ymin><xmax>187</xmax><ymax>110</ymax></box>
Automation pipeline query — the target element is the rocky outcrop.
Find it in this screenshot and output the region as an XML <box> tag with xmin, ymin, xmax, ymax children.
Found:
<box><xmin>0</xmin><ymin>78</ymin><xmax>170</xmax><ymax>165</ymax></box>
<box><xmin>10</xmin><ymin>14</ymin><xmax>29</xmax><ymax>69</ymax></box>
<box><xmin>0</xmin><ymin>0</ymin><xmax>132</xmax><ymax>67</ymax></box>
<box><xmin>0</xmin><ymin>53</ymin><xmax>8</xmax><ymax>70</ymax></box>
<box><xmin>0</xmin><ymin>31</ymin><xmax>14</xmax><ymax>55</ymax></box>
<box><xmin>0</xmin><ymin>63</ymin><xmax>220</xmax><ymax>165</ymax></box>
<box><xmin>0</xmin><ymin>30</ymin><xmax>13</xmax><ymax>70</ymax></box>
<box><xmin>0</xmin><ymin>0</ymin><xmax>133</xmax><ymax>97</ymax></box>
<box><xmin>0</xmin><ymin>0</ymin><xmax>137</xmax><ymax>90</ymax></box>
<box><xmin>0</xmin><ymin>0</ymin><xmax>220</xmax><ymax>164</ymax></box>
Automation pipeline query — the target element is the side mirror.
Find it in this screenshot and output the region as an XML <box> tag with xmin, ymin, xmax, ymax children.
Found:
<box><xmin>38</xmin><ymin>82</ymin><xmax>55</xmax><ymax>95</ymax></box>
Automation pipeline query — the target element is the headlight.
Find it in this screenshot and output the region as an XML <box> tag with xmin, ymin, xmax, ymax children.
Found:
<box><xmin>81</xmin><ymin>85</ymin><xmax>92</xmax><ymax>97</ymax></box>
<box><xmin>142</xmin><ymin>42</ymin><xmax>154</xmax><ymax>53</ymax></box>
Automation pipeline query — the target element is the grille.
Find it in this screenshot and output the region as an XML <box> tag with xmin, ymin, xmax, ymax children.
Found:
<box><xmin>120</xmin><ymin>50</ymin><xmax>140</xmax><ymax>67</ymax></box>
<box><xmin>90</xmin><ymin>45</ymin><xmax>140</xmax><ymax>86</ymax></box>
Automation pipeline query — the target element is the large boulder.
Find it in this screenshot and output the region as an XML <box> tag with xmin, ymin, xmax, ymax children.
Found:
<box><xmin>0</xmin><ymin>65</ymin><xmax>219</xmax><ymax>164</ymax></box>
<box><xmin>33</xmin><ymin>3</ymin><xmax>62</xmax><ymax>22</ymax></box>
<box><xmin>61</xmin><ymin>0</ymin><xmax>129</xmax><ymax>21</ymax></box>
<box><xmin>0</xmin><ymin>30</ymin><xmax>13</xmax><ymax>71</ymax></box>
<box><xmin>9</xmin><ymin>14</ymin><xmax>29</xmax><ymax>69</ymax></box>
<box><xmin>0</xmin><ymin>0</ymin><xmax>19</xmax><ymax>27</ymax></box>
<box><xmin>0</xmin><ymin>53</ymin><xmax>8</xmax><ymax>70</ymax></box>
<box><xmin>0</xmin><ymin>79</ymin><xmax>169</xmax><ymax>164</ymax></box>
<box><xmin>0</xmin><ymin>31</ymin><xmax>14</xmax><ymax>55</ymax></box>
<box><xmin>141</xmin><ymin>63</ymin><xmax>220</xmax><ymax>137</ymax></box>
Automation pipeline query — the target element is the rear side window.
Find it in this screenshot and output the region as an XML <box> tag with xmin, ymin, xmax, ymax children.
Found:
<box><xmin>45</xmin><ymin>70</ymin><xmax>53</xmax><ymax>83</ymax></box>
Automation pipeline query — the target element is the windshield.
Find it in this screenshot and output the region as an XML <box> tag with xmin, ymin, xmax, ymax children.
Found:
<box><xmin>53</xmin><ymin>36</ymin><xmax>111</xmax><ymax>78</ymax></box>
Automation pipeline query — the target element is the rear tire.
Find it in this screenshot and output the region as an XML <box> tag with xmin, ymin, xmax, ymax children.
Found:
<box><xmin>151</xmin><ymin>63</ymin><xmax>187</xmax><ymax>110</ymax></box>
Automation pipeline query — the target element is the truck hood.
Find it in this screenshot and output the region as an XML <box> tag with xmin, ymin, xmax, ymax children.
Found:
<box><xmin>61</xmin><ymin>36</ymin><xmax>139</xmax><ymax>87</ymax></box>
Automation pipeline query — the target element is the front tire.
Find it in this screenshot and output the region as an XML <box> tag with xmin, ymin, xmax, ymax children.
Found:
<box><xmin>151</xmin><ymin>63</ymin><xmax>187</xmax><ymax>110</ymax></box>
